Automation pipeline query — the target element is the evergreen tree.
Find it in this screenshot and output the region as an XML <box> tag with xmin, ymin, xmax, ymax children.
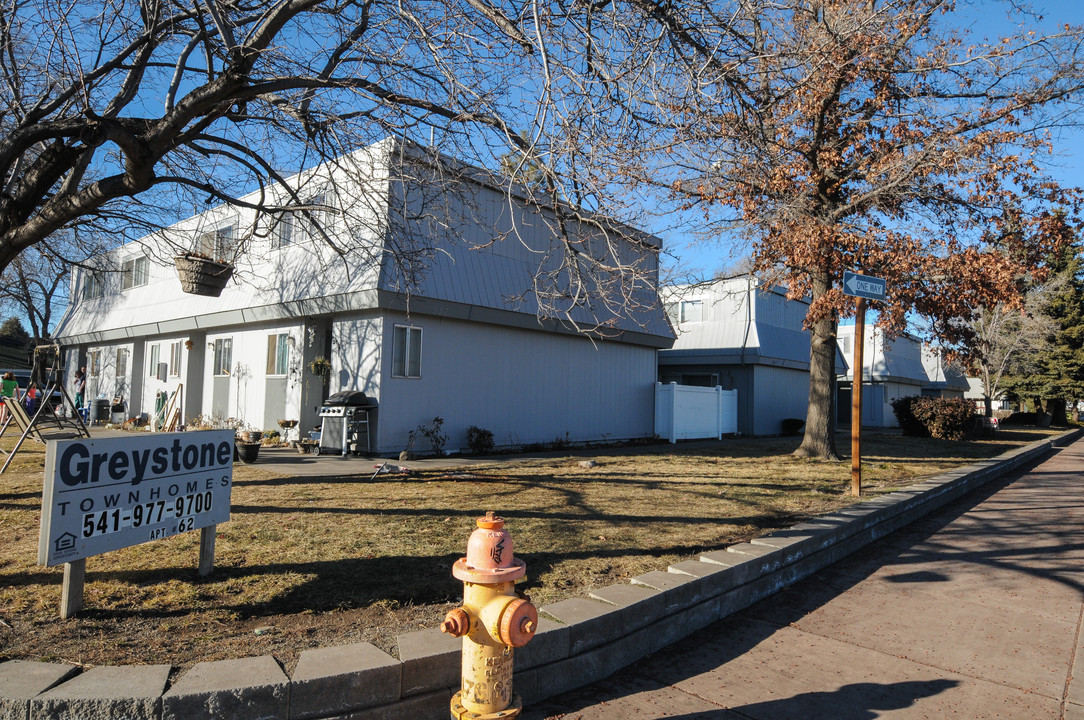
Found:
<box><xmin>1002</xmin><ymin>218</ymin><xmax>1084</xmax><ymax>423</ymax></box>
<box><xmin>0</xmin><ymin>316</ymin><xmax>30</xmax><ymax>345</ymax></box>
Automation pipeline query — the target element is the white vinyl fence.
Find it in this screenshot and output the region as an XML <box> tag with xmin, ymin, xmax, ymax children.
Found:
<box><xmin>654</xmin><ymin>382</ymin><xmax>738</xmax><ymax>443</ymax></box>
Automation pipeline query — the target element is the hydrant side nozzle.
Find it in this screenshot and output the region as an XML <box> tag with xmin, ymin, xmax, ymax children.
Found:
<box><xmin>497</xmin><ymin>597</ymin><xmax>538</xmax><ymax>648</ymax></box>
<box><xmin>441</xmin><ymin>607</ymin><xmax>470</xmax><ymax>638</ymax></box>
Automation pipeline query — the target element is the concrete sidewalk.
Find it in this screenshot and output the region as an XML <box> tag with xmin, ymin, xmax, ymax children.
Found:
<box><xmin>524</xmin><ymin>437</ymin><xmax>1084</xmax><ymax>720</ymax></box>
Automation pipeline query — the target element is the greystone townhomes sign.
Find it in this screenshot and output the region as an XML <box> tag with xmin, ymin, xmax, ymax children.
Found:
<box><xmin>39</xmin><ymin>431</ymin><xmax>234</xmax><ymax>566</ymax></box>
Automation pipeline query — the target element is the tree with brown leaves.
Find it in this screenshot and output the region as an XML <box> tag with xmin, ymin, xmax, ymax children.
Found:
<box><xmin>626</xmin><ymin>0</ymin><xmax>1084</xmax><ymax>459</ymax></box>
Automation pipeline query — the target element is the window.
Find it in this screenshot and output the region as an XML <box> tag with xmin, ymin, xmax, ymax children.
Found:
<box><xmin>392</xmin><ymin>325</ymin><xmax>422</xmax><ymax>378</ymax></box>
<box><xmin>302</xmin><ymin>189</ymin><xmax>331</xmax><ymax>237</ymax></box>
<box><xmin>266</xmin><ymin>334</ymin><xmax>290</xmax><ymax>375</ymax></box>
<box><xmin>148</xmin><ymin>344</ymin><xmax>160</xmax><ymax>376</ymax></box>
<box><xmin>679</xmin><ymin>300</ymin><xmax>703</xmax><ymax>323</ymax></box>
<box><xmin>213</xmin><ymin>338</ymin><xmax>232</xmax><ymax>376</ymax></box>
<box><xmin>115</xmin><ymin>348</ymin><xmax>129</xmax><ymax>378</ymax></box>
<box><xmin>121</xmin><ymin>256</ymin><xmax>148</xmax><ymax>290</ymax></box>
<box><xmin>681</xmin><ymin>373</ymin><xmax>719</xmax><ymax>388</ymax></box>
<box><xmin>271</xmin><ymin>188</ymin><xmax>333</xmax><ymax>246</ymax></box>
<box><xmin>196</xmin><ymin>223</ymin><xmax>236</xmax><ymax>262</ymax></box>
<box><xmin>841</xmin><ymin>336</ymin><xmax>852</xmax><ymax>354</ymax></box>
<box><xmin>83</xmin><ymin>271</ymin><xmax>104</xmax><ymax>300</ymax></box>
<box><xmin>169</xmin><ymin>342</ymin><xmax>182</xmax><ymax>377</ymax></box>
<box><xmin>87</xmin><ymin>350</ymin><xmax>101</xmax><ymax>376</ymax></box>
<box><xmin>270</xmin><ymin>213</ymin><xmax>295</xmax><ymax>249</ymax></box>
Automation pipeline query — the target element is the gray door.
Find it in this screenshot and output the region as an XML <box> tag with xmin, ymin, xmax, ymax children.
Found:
<box><xmin>263</xmin><ymin>377</ymin><xmax>288</xmax><ymax>431</ymax></box>
<box><xmin>212</xmin><ymin>376</ymin><xmax>230</xmax><ymax>418</ymax></box>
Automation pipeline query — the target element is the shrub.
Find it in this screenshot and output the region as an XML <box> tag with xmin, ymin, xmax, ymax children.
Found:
<box><xmin>408</xmin><ymin>417</ymin><xmax>448</xmax><ymax>456</ymax></box>
<box><xmin>910</xmin><ymin>397</ymin><xmax>977</xmax><ymax>440</ymax></box>
<box><xmin>890</xmin><ymin>396</ymin><xmax>929</xmax><ymax>437</ymax></box>
<box><xmin>892</xmin><ymin>396</ymin><xmax>977</xmax><ymax>440</ymax></box>
<box><xmin>466</xmin><ymin>426</ymin><xmax>495</xmax><ymax>454</ymax></box>
<box><xmin>780</xmin><ymin>418</ymin><xmax>805</xmax><ymax>436</ymax></box>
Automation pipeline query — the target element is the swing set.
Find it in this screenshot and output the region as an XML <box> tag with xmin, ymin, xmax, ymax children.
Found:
<box><xmin>0</xmin><ymin>344</ymin><xmax>90</xmax><ymax>473</ymax></box>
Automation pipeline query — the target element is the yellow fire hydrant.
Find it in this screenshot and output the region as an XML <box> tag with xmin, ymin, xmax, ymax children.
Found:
<box><xmin>441</xmin><ymin>511</ymin><xmax>537</xmax><ymax>719</ymax></box>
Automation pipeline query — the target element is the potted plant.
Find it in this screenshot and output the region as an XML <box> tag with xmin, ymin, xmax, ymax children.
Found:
<box><xmin>240</xmin><ymin>429</ymin><xmax>262</xmax><ymax>443</ymax></box>
<box><xmin>308</xmin><ymin>356</ymin><xmax>331</xmax><ymax>378</ymax></box>
<box><xmin>235</xmin><ymin>440</ymin><xmax>260</xmax><ymax>463</ymax></box>
<box><xmin>174</xmin><ymin>252</ymin><xmax>234</xmax><ymax>297</ymax></box>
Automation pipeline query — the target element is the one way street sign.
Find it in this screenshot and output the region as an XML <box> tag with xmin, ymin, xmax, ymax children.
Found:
<box><xmin>843</xmin><ymin>270</ymin><xmax>886</xmax><ymax>302</ymax></box>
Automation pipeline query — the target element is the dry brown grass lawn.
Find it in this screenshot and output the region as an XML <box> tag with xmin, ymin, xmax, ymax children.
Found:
<box><xmin>0</xmin><ymin>428</ymin><xmax>1059</xmax><ymax>673</ymax></box>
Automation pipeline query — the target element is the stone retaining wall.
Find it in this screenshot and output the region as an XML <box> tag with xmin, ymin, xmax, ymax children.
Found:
<box><xmin>3</xmin><ymin>429</ymin><xmax>1078</xmax><ymax>720</ymax></box>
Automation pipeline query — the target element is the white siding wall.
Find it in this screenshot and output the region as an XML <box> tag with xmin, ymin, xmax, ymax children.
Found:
<box><xmin>58</xmin><ymin>142</ymin><xmax>391</xmax><ymax>341</ymax></box>
<box><xmin>879</xmin><ymin>380</ymin><xmax>926</xmax><ymax>427</ymax></box>
<box><xmin>201</xmin><ymin>323</ymin><xmax>303</xmax><ymax>430</ymax></box>
<box><xmin>330</xmin><ymin>314</ymin><xmax>384</xmax><ymax>398</ymax></box>
<box><xmin>374</xmin><ymin>313</ymin><xmax>657</xmax><ymax>454</ymax></box>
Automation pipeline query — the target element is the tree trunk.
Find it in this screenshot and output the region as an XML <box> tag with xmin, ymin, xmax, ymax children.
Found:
<box><xmin>795</xmin><ymin>273</ymin><xmax>840</xmax><ymax>460</ymax></box>
<box><xmin>1045</xmin><ymin>397</ymin><xmax>1068</xmax><ymax>426</ymax></box>
<box><xmin>981</xmin><ymin>364</ymin><xmax>993</xmax><ymax>417</ymax></box>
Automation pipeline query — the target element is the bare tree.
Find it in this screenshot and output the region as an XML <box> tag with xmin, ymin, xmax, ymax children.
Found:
<box><xmin>966</xmin><ymin>289</ymin><xmax>1059</xmax><ymax>417</ymax></box>
<box><xmin>0</xmin><ymin>0</ymin><xmax>675</xmax><ymax>334</ymax></box>
<box><xmin>584</xmin><ymin>0</ymin><xmax>1084</xmax><ymax>458</ymax></box>
<box><xmin>0</xmin><ymin>228</ymin><xmax>109</xmax><ymax>340</ymax></box>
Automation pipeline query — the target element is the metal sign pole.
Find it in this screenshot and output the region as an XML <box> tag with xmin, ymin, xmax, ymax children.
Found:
<box><xmin>851</xmin><ymin>298</ymin><xmax>866</xmax><ymax>497</ymax></box>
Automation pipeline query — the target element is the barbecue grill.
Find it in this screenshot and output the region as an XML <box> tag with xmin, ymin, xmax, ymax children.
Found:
<box><xmin>318</xmin><ymin>391</ymin><xmax>376</xmax><ymax>456</ymax></box>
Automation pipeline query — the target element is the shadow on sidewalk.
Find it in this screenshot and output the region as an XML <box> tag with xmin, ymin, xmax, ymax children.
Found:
<box><xmin>670</xmin><ymin>679</ymin><xmax>960</xmax><ymax>719</ymax></box>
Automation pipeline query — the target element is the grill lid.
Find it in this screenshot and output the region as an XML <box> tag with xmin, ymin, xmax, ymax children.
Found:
<box><xmin>323</xmin><ymin>390</ymin><xmax>370</xmax><ymax>406</ymax></box>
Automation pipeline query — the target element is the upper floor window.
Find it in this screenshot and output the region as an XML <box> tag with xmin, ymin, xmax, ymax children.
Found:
<box><xmin>213</xmin><ymin>338</ymin><xmax>232</xmax><ymax>376</ymax></box>
<box><xmin>82</xmin><ymin>270</ymin><xmax>104</xmax><ymax>300</ymax></box>
<box><xmin>196</xmin><ymin>223</ymin><xmax>236</xmax><ymax>262</ymax></box>
<box><xmin>392</xmin><ymin>325</ymin><xmax>422</xmax><ymax>378</ymax></box>
<box><xmin>270</xmin><ymin>213</ymin><xmax>295</xmax><ymax>249</ymax></box>
<box><xmin>266</xmin><ymin>334</ymin><xmax>290</xmax><ymax>375</ymax></box>
<box><xmin>268</xmin><ymin>187</ymin><xmax>334</xmax><ymax>249</ymax></box>
<box><xmin>678</xmin><ymin>300</ymin><xmax>703</xmax><ymax>323</ymax></box>
<box><xmin>121</xmin><ymin>256</ymin><xmax>148</xmax><ymax>290</ymax></box>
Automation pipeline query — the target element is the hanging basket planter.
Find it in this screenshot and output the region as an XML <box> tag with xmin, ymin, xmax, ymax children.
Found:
<box><xmin>174</xmin><ymin>253</ymin><xmax>234</xmax><ymax>297</ymax></box>
<box><xmin>308</xmin><ymin>356</ymin><xmax>331</xmax><ymax>377</ymax></box>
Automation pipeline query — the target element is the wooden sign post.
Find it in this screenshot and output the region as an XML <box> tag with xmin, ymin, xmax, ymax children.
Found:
<box><xmin>851</xmin><ymin>298</ymin><xmax>866</xmax><ymax>497</ymax></box>
<box><xmin>842</xmin><ymin>271</ymin><xmax>887</xmax><ymax>498</ymax></box>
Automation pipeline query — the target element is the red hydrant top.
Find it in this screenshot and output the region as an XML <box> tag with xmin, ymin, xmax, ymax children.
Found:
<box><xmin>452</xmin><ymin>511</ymin><xmax>527</xmax><ymax>583</ymax></box>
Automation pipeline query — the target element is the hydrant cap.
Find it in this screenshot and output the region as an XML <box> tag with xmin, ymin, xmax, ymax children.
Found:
<box><xmin>476</xmin><ymin>511</ymin><xmax>504</xmax><ymax>530</ymax></box>
<box><xmin>451</xmin><ymin>510</ymin><xmax>527</xmax><ymax>582</ymax></box>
